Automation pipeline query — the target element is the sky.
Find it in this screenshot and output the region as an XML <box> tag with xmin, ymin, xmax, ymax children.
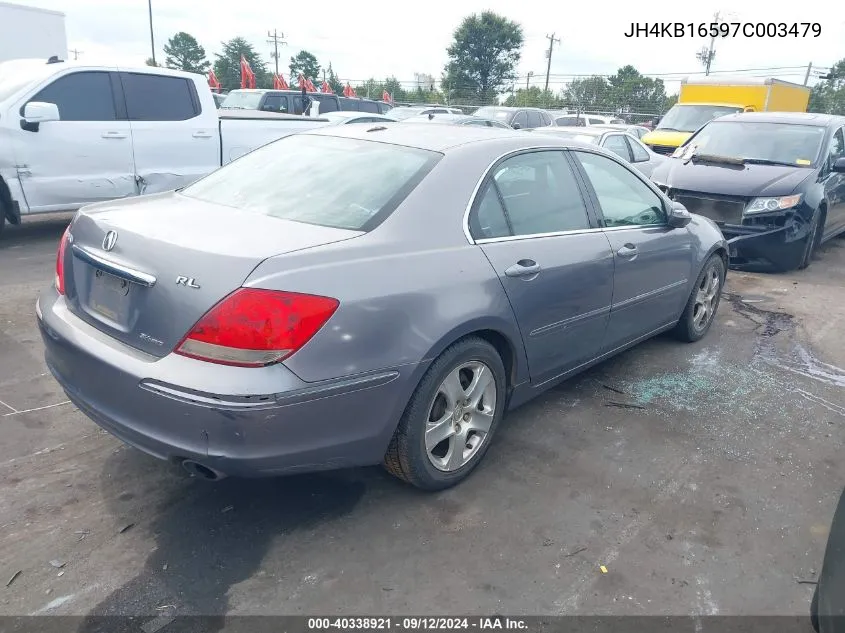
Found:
<box><xmin>14</xmin><ymin>0</ymin><xmax>845</xmax><ymax>95</ymax></box>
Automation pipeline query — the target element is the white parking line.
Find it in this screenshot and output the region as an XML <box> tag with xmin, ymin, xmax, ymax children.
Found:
<box><xmin>1</xmin><ymin>400</ymin><xmax>71</xmax><ymax>417</ymax></box>
<box><xmin>0</xmin><ymin>399</ymin><xmax>18</xmax><ymax>413</ymax></box>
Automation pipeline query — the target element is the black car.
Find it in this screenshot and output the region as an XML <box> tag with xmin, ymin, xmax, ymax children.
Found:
<box><xmin>812</xmin><ymin>487</ymin><xmax>845</xmax><ymax>633</ymax></box>
<box><xmin>338</xmin><ymin>96</ymin><xmax>392</xmax><ymax>115</ymax></box>
<box><xmin>220</xmin><ymin>89</ymin><xmax>341</xmax><ymax>115</ymax></box>
<box><xmin>650</xmin><ymin>112</ymin><xmax>845</xmax><ymax>271</ymax></box>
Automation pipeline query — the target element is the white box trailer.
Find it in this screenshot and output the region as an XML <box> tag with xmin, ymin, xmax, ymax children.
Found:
<box><xmin>0</xmin><ymin>2</ymin><xmax>67</xmax><ymax>63</ymax></box>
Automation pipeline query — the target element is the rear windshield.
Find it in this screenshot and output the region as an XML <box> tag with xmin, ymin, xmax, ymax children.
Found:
<box><xmin>181</xmin><ymin>134</ymin><xmax>441</xmax><ymax>231</ymax></box>
<box><xmin>220</xmin><ymin>91</ymin><xmax>264</xmax><ymax>110</ymax></box>
<box><xmin>474</xmin><ymin>107</ymin><xmax>511</xmax><ymax>121</ymax></box>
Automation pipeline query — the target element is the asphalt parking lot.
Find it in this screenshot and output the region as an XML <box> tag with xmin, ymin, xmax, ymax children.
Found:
<box><xmin>1</xmin><ymin>215</ymin><xmax>844</xmax><ymax>623</ymax></box>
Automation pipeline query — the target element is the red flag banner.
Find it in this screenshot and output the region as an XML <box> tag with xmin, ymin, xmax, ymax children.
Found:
<box><xmin>321</xmin><ymin>81</ymin><xmax>333</xmax><ymax>94</ymax></box>
<box><xmin>273</xmin><ymin>73</ymin><xmax>289</xmax><ymax>90</ymax></box>
<box><xmin>382</xmin><ymin>90</ymin><xmax>391</xmax><ymax>103</ymax></box>
<box><xmin>305</xmin><ymin>78</ymin><xmax>317</xmax><ymax>92</ymax></box>
<box><xmin>298</xmin><ymin>73</ymin><xmax>308</xmax><ymax>90</ymax></box>
<box><xmin>208</xmin><ymin>70</ymin><xmax>221</xmax><ymax>92</ymax></box>
<box><xmin>240</xmin><ymin>55</ymin><xmax>256</xmax><ymax>89</ymax></box>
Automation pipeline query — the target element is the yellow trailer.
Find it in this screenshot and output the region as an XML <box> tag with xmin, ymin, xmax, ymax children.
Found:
<box><xmin>642</xmin><ymin>77</ymin><xmax>811</xmax><ymax>155</ymax></box>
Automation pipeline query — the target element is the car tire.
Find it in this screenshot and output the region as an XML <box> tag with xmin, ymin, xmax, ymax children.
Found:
<box><xmin>798</xmin><ymin>211</ymin><xmax>822</xmax><ymax>270</ymax></box>
<box><xmin>810</xmin><ymin>584</ymin><xmax>820</xmax><ymax>633</ymax></box>
<box><xmin>383</xmin><ymin>337</ymin><xmax>507</xmax><ymax>491</ymax></box>
<box><xmin>673</xmin><ymin>254</ymin><xmax>725</xmax><ymax>343</ymax></box>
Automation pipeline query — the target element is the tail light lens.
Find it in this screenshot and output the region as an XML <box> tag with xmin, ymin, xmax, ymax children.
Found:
<box><xmin>55</xmin><ymin>226</ymin><xmax>71</xmax><ymax>295</ymax></box>
<box><xmin>174</xmin><ymin>288</ymin><xmax>339</xmax><ymax>367</ymax></box>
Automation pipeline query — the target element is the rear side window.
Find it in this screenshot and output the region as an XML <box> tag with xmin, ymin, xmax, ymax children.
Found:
<box><xmin>602</xmin><ymin>135</ymin><xmax>631</xmax><ymax>161</ymax></box>
<box><xmin>469</xmin><ymin>151</ymin><xmax>590</xmax><ymax>239</ymax></box>
<box><xmin>588</xmin><ymin>118</ymin><xmax>605</xmax><ymax>125</ymax></box>
<box><xmin>314</xmin><ymin>95</ymin><xmax>339</xmax><ymax>113</ymax></box>
<box><xmin>30</xmin><ymin>71</ymin><xmax>116</xmax><ymax>121</ymax></box>
<box><xmin>555</xmin><ymin>116</ymin><xmax>577</xmax><ymax>126</ymax></box>
<box><xmin>527</xmin><ymin>111</ymin><xmax>543</xmax><ymax>128</ymax></box>
<box><xmin>339</xmin><ymin>97</ymin><xmax>359</xmax><ymax>111</ymax></box>
<box><xmin>628</xmin><ymin>137</ymin><xmax>650</xmax><ymax>162</ymax></box>
<box><xmin>358</xmin><ymin>100</ymin><xmax>379</xmax><ymax>114</ymax></box>
<box><xmin>512</xmin><ymin>111</ymin><xmax>528</xmax><ymax>128</ymax></box>
<box><xmin>540</xmin><ymin>111</ymin><xmax>552</xmax><ymax>126</ymax></box>
<box><xmin>261</xmin><ymin>94</ymin><xmax>289</xmax><ymax>113</ymax></box>
<box><xmin>121</xmin><ymin>73</ymin><xmax>198</xmax><ymax>121</ymax></box>
<box><xmin>181</xmin><ymin>134</ymin><xmax>440</xmax><ymax>231</ymax></box>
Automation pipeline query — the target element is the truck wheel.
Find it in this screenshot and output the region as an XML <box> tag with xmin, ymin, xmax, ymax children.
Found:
<box><xmin>673</xmin><ymin>254</ymin><xmax>725</xmax><ymax>343</ymax></box>
<box><xmin>798</xmin><ymin>212</ymin><xmax>822</xmax><ymax>270</ymax></box>
<box><xmin>383</xmin><ymin>337</ymin><xmax>507</xmax><ymax>491</ymax></box>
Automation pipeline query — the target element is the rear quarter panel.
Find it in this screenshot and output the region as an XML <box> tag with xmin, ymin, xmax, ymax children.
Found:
<box><xmin>242</xmin><ymin>139</ymin><xmax>534</xmax><ymax>387</ymax></box>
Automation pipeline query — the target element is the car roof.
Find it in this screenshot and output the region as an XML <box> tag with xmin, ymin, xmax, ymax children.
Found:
<box><xmin>593</xmin><ymin>124</ymin><xmax>644</xmax><ymax>130</ymax></box>
<box><xmin>715</xmin><ymin>111</ymin><xmax>845</xmax><ymax>126</ymax></box>
<box><xmin>304</xmin><ymin>121</ymin><xmax>598</xmax><ymax>153</ymax></box>
<box><xmin>476</xmin><ymin>105</ymin><xmax>547</xmax><ymax>112</ymax></box>
<box><xmin>403</xmin><ymin>113</ymin><xmax>479</xmax><ymax>123</ymax></box>
<box><xmin>535</xmin><ymin>126</ymin><xmax>605</xmax><ymax>137</ymax></box>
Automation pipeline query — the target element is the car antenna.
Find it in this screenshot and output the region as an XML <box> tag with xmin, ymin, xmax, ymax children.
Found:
<box><xmin>47</xmin><ymin>56</ymin><xmax>63</xmax><ymax>64</ymax></box>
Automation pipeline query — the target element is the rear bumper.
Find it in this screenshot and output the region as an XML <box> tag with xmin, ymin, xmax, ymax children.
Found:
<box><xmin>37</xmin><ymin>289</ymin><xmax>421</xmax><ymax>477</ymax></box>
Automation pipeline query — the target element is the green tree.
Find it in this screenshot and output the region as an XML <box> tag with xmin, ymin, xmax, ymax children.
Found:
<box><xmin>326</xmin><ymin>62</ymin><xmax>343</xmax><ymax>95</ymax></box>
<box><xmin>163</xmin><ymin>32</ymin><xmax>210</xmax><ymax>74</ymax></box>
<box><xmin>663</xmin><ymin>93</ymin><xmax>679</xmax><ymax>112</ymax></box>
<box><xmin>606</xmin><ymin>65</ymin><xmax>667</xmax><ymax>115</ymax></box>
<box><xmin>563</xmin><ymin>76</ymin><xmax>611</xmax><ymax>110</ymax></box>
<box><xmin>213</xmin><ymin>37</ymin><xmax>269</xmax><ymax>91</ymax></box>
<box><xmin>503</xmin><ymin>86</ymin><xmax>562</xmax><ymax>108</ymax></box>
<box><xmin>442</xmin><ymin>11</ymin><xmax>523</xmax><ymax>105</ymax></box>
<box><xmin>809</xmin><ymin>59</ymin><xmax>845</xmax><ymax>115</ymax></box>
<box><xmin>289</xmin><ymin>50</ymin><xmax>321</xmax><ymax>82</ymax></box>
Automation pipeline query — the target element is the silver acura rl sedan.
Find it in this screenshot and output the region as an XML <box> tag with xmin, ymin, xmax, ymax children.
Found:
<box><xmin>37</xmin><ymin>124</ymin><xmax>728</xmax><ymax>490</ymax></box>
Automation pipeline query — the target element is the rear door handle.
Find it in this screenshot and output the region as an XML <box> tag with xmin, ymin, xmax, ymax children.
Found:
<box><xmin>504</xmin><ymin>259</ymin><xmax>541</xmax><ymax>278</ymax></box>
<box><xmin>101</xmin><ymin>131</ymin><xmax>127</xmax><ymax>139</ymax></box>
<box><xmin>616</xmin><ymin>244</ymin><xmax>638</xmax><ymax>259</ymax></box>
<box><xmin>192</xmin><ymin>131</ymin><xmax>214</xmax><ymax>138</ymax></box>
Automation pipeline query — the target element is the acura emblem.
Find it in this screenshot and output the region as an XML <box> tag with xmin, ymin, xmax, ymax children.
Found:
<box><xmin>102</xmin><ymin>230</ymin><xmax>118</xmax><ymax>251</ymax></box>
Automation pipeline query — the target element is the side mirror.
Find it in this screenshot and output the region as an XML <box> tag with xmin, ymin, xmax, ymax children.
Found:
<box><xmin>667</xmin><ymin>201</ymin><xmax>692</xmax><ymax>228</ymax></box>
<box><xmin>832</xmin><ymin>157</ymin><xmax>845</xmax><ymax>173</ymax></box>
<box><xmin>511</xmin><ymin>122</ymin><xmax>521</xmax><ymax>130</ymax></box>
<box><xmin>24</xmin><ymin>101</ymin><xmax>60</xmax><ymax>123</ymax></box>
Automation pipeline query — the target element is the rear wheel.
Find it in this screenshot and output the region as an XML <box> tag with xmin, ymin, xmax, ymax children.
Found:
<box><xmin>383</xmin><ymin>337</ymin><xmax>507</xmax><ymax>490</ymax></box>
<box><xmin>674</xmin><ymin>254</ymin><xmax>725</xmax><ymax>343</ymax></box>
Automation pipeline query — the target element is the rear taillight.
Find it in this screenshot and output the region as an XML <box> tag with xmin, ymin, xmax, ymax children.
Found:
<box><xmin>55</xmin><ymin>226</ymin><xmax>70</xmax><ymax>295</ymax></box>
<box><xmin>174</xmin><ymin>288</ymin><xmax>339</xmax><ymax>367</ymax></box>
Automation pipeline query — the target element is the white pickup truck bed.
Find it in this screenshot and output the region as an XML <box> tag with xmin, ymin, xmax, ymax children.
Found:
<box><xmin>0</xmin><ymin>59</ymin><xmax>331</xmax><ymax>235</ymax></box>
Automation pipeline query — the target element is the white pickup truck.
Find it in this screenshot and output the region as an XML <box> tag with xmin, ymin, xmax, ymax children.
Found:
<box><xmin>0</xmin><ymin>58</ymin><xmax>331</xmax><ymax>235</ymax></box>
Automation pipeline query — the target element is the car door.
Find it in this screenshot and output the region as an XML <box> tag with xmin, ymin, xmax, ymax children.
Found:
<box><xmin>120</xmin><ymin>71</ymin><xmax>219</xmax><ymax>194</ymax></box>
<box><xmin>526</xmin><ymin>110</ymin><xmax>543</xmax><ymax>129</ymax></box>
<box><xmin>13</xmin><ymin>70</ymin><xmax>135</xmax><ymax>212</ymax></box>
<box><xmin>511</xmin><ymin>110</ymin><xmax>529</xmax><ymax>130</ymax></box>
<box><xmin>467</xmin><ymin>149</ymin><xmax>614</xmax><ymax>385</ymax></box>
<box><xmin>625</xmin><ymin>134</ymin><xmax>661</xmax><ymax>177</ymax></box>
<box><xmin>261</xmin><ymin>94</ymin><xmax>289</xmax><ymax>113</ymax></box>
<box><xmin>822</xmin><ymin>126</ymin><xmax>845</xmax><ymax>236</ymax></box>
<box><xmin>571</xmin><ymin>149</ymin><xmax>693</xmax><ymax>353</ymax></box>
<box><xmin>600</xmin><ymin>133</ymin><xmax>633</xmax><ymax>163</ymax></box>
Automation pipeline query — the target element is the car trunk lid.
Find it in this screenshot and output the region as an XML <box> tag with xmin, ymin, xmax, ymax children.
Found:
<box><xmin>63</xmin><ymin>192</ymin><xmax>361</xmax><ymax>356</ymax></box>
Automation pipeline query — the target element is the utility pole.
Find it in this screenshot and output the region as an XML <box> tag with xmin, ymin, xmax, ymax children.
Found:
<box><xmin>696</xmin><ymin>11</ymin><xmax>720</xmax><ymax>75</ymax></box>
<box><xmin>804</xmin><ymin>62</ymin><xmax>813</xmax><ymax>86</ymax></box>
<box><xmin>267</xmin><ymin>29</ymin><xmax>286</xmax><ymax>76</ymax></box>
<box><xmin>147</xmin><ymin>0</ymin><xmax>156</xmax><ymax>66</ymax></box>
<box><xmin>69</xmin><ymin>48</ymin><xmax>82</xmax><ymax>60</ymax></box>
<box><xmin>544</xmin><ymin>32</ymin><xmax>560</xmax><ymax>92</ymax></box>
